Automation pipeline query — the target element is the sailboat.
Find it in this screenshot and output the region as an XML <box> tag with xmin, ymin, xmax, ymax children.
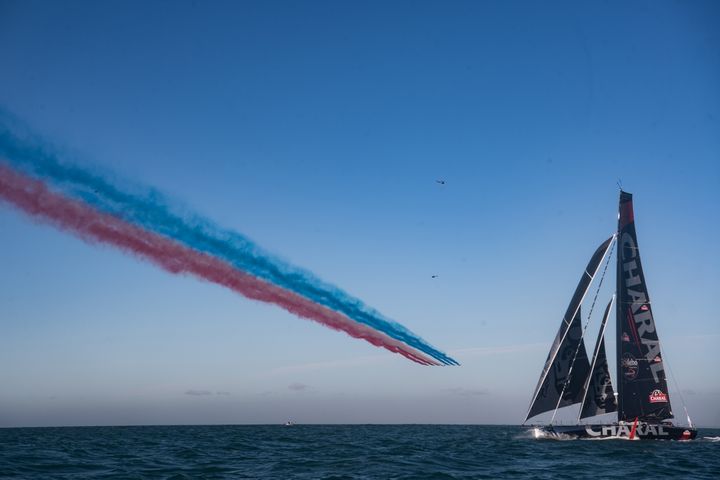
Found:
<box><xmin>524</xmin><ymin>191</ymin><xmax>697</xmax><ymax>440</ymax></box>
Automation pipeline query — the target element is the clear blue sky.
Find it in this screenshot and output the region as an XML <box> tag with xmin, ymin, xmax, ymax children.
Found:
<box><xmin>0</xmin><ymin>0</ymin><xmax>718</xmax><ymax>427</ymax></box>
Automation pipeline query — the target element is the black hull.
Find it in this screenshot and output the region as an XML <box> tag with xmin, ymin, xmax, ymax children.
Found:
<box><xmin>533</xmin><ymin>423</ymin><xmax>697</xmax><ymax>441</ymax></box>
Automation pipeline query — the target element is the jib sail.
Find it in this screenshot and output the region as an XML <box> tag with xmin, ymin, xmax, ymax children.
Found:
<box><xmin>525</xmin><ymin>236</ymin><xmax>613</xmax><ymax>421</ymax></box>
<box><xmin>616</xmin><ymin>191</ymin><xmax>673</xmax><ymax>422</ymax></box>
<box><xmin>579</xmin><ymin>297</ymin><xmax>617</xmax><ymax>420</ymax></box>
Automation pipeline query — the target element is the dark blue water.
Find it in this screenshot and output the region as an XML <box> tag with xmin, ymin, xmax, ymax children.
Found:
<box><xmin>1</xmin><ymin>425</ymin><xmax>718</xmax><ymax>479</ymax></box>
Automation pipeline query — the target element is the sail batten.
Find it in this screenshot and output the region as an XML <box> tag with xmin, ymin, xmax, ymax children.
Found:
<box><xmin>524</xmin><ymin>236</ymin><xmax>613</xmax><ymax>422</ymax></box>
<box><xmin>616</xmin><ymin>191</ymin><xmax>673</xmax><ymax>422</ymax></box>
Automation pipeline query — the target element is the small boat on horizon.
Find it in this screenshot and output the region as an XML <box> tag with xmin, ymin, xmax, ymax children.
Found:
<box><xmin>524</xmin><ymin>190</ymin><xmax>697</xmax><ymax>441</ymax></box>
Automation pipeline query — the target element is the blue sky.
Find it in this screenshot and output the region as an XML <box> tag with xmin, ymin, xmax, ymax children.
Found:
<box><xmin>0</xmin><ymin>0</ymin><xmax>718</xmax><ymax>427</ymax></box>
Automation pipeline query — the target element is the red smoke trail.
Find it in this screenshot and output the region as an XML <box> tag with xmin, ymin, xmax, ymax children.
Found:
<box><xmin>0</xmin><ymin>163</ymin><xmax>439</xmax><ymax>366</ymax></box>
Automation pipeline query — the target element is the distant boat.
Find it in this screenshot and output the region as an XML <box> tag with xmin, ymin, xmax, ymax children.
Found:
<box><xmin>524</xmin><ymin>191</ymin><xmax>697</xmax><ymax>441</ymax></box>
<box><xmin>284</xmin><ymin>421</ymin><xmax>295</xmax><ymax>426</ymax></box>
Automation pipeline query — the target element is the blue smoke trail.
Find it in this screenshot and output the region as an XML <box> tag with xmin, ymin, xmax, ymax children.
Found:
<box><xmin>0</xmin><ymin>112</ymin><xmax>458</xmax><ymax>365</ymax></box>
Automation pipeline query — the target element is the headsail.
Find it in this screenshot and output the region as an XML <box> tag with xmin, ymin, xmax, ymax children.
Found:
<box><xmin>524</xmin><ymin>236</ymin><xmax>613</xmax><ymax>422</ymax></box>
<box><xmin>616</xmin><ymin>191</ymin><xmax>673</xmax><ymax>422</ymax></box>
<box><xmin>579</xmin><ymin>297</ymin><xmax>617</xmax><ymax>420</ymax></box>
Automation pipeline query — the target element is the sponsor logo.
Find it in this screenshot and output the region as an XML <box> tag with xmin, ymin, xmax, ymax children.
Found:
<box><xmin>649</xmin><ymin>389</ymin><xmax>668</xmax><ymax>403</ymax></box>
<box><xmin>653</xmin><ymin>355</ymin><xmax>662</xmax><ymax>363</ymax></box>
<box><xmin>622</xmin><ymin>333</ymin><xmax>630</xmax><ymax>342</ymax></box>
<box><xmin>620</xmin><ymin>232</ymin><xmax>666</xmax><ymax>384</ymax></box>
<box><xmin>585</xmin><ymin>424</ymin><xmax>668</xmax><ymax>437</ymax></box>
<box><xmin>622</xmin><ymin>353</ymin><xmax>639</xmax><ymax>380</ymax></box>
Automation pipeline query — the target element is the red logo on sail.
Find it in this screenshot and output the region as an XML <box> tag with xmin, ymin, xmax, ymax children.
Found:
<box><xmin>649</xmin><ymin>389</ymin><xmax>668</xmax><ymax>403</ymax></box>
<box><xmin>622</xmin><ymin>333</ymin><xmax>630</xmax><ymax>342</ymax></box>
<box><xmin>641</xmin><ymin>304</ymin><xmax>649</xmax><ymax>311</ymax></box>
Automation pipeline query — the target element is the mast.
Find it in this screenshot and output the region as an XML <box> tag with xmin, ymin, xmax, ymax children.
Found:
<box><xmin>616</xmin><ymin>191</ymin><xmax>673</xmax><ymax>423</ymax></box>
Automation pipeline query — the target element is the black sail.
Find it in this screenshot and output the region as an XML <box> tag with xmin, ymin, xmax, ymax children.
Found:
<box><xmin>525</xmin><ymin>237</ymin><xmax>613</xmax><ymax>421</ymax></box>
<box><xmin>526</xmin><ymin>308</ymin><xmax>590</xmax><ymax>420</ymax></box>
<box><xmin>579</xmin><ymin>298</ymin><xmax>617</xmax><ymax>420</ymax></box>
<box><xmin>616</xmin><ymin>191</ymin><xmax>673</xmax><ymax>422</ymax></box>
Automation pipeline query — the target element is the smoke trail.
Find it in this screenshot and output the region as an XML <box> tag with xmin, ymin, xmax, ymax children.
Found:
<box><xmin>0</xmin><ymin>115</ymin><xmax>458</xmax><ymax>365</ymax></box>
<box><xmin>0</xmin><ymin>164</ymin><xmax>441</xmax><ymax>366</ymax></box>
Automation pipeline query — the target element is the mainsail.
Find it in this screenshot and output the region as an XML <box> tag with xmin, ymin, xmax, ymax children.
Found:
<box><xmin>616</xmin><ymin>191</ymin><xmax>673</xmax><ymax>422</ymax></box>
<box><xmin>579</xmin><ymin>297</ymin><xmax>617</xmax><ymax>420</ymax></box>
<box><xmin>525</xmin><ymin>236</ymin><xmax>613</xmax><ymax>421</ymax></box>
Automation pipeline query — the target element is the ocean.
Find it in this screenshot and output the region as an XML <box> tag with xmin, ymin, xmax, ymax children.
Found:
<box><xmin>1</xmin><ymin>425</ymin><xmax>718</xmax><ymax>479</ymax></box>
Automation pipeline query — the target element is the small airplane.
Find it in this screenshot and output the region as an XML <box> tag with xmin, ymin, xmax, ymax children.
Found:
<box><xmin>431</xmin><ymin>275</ymin><xmax>439</xmax><ymax>278</ymax></box>
<box><xmin>436</xmin><ymin>179</ymin><xmax>446</xmax><ymax>185</ymax></box>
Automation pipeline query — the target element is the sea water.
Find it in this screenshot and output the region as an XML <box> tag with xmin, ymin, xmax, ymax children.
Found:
<box><xmin>1</xmin><ymin>425</ymin><xmax>718</xmax><ymax>479</ymax></box>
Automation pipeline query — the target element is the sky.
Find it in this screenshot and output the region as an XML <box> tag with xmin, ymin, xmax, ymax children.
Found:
<box><xmin>0</xmin><ymin>0</ymin><xmax>718</xmax><ymax>427</ymax></box>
